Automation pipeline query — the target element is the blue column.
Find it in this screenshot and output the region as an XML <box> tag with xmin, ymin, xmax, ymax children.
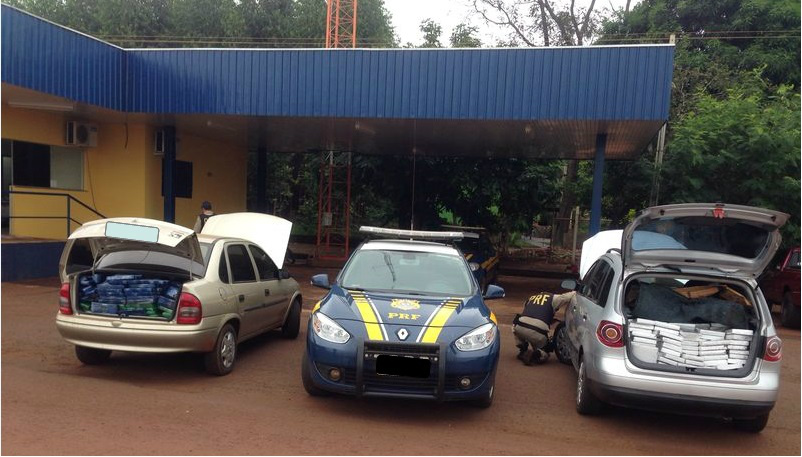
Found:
<box><xmin>589</xmin><ymin>134</ymin><xmax>607</xmax><ymax>236</ymax></box>
<box><xmin>162</xmin><ymin>126</ymin><xmax>176</xmax><ymax>223</ymax></box>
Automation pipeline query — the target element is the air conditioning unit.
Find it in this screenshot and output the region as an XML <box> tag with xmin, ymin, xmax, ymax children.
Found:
<box><xmin>65</xmin><ymin>121</ymin><xmax>98</xmax><ymax>147</ymax></box>
<box><xmin>154</xmin><ymin>129</ymin><xmax>165</xmax><ymax>156</ymax></box>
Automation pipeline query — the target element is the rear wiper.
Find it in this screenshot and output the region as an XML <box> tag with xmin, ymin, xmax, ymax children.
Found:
<box><xmin>658</xmin><ymin>264</ymin><xmax>683</xmax><ymax>273</ymax></box>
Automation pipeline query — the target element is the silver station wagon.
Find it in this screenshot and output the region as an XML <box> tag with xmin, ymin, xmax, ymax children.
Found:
<box><xmin>56</xmin><ymin>213</ymin><xmax>302</xmax><ymax>375</ymax></box>
<box><xmin>554</xmin><ymin>203</ymin><xmax>787</xmax><ymax>432</ymax></box>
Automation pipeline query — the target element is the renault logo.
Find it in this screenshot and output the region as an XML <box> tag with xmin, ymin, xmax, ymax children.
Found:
<box><xmin>397</xmin><ymin>328</ymin><xmax>409</xmax><ymax>341</ymax></box>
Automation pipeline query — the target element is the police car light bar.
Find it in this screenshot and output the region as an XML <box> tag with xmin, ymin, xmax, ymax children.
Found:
<box><xmin>359</xmin><ymin>226</ymin><xmax>479</xmax><ymax>240</ymax></box>
<box><xmin>441</xmin><ymin>224</ymin><xmax>488</xmax><ymax>232</ymax></box>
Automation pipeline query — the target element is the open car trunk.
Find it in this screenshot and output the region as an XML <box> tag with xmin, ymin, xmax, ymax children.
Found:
<box><xmin>622</xmin><ymin>274</ymin><xmax>761</xmax><ymax>378</ymax></box>
<box><xmin>75</xmin><ymin>271</ymin><xmax>186</xmax><ymax>320</ymax></box>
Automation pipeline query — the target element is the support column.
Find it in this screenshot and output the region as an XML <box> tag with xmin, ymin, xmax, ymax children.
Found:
<box><xmin>256</xmin><ymin>147</ymin><xmax>267</xmax><ymax>213</ymax></box>
<box><xmin>162</xmin><ymin>126</ymin><xmax>176</xmax><ymax>223</ymax></box>
<box><xmin>589</xmin><ymin>133</ymin><xmax>607</xmax><ymax>236</ymax></box>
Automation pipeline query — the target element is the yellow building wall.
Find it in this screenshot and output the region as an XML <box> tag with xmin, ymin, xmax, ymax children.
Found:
<box><xmin>2</xmin><ymin>105</ymin><xmax>247</xmax><ymax>239</ymax></box>
<box><xmin>144</xmin><ymin>132</ymin><xmax>247</xmax><ymax>230</ymax></box>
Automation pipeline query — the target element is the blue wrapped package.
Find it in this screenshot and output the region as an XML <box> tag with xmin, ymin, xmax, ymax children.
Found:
<box><xmin>124</xmin><ymin>286</ymin><xmax>156</xmax><ymax>297</ymax></box>
<box><xmin>105</xmin><ymin>274</ymin><xmax>142</xmax><ymax>285</ymax></box>
<box><xmin>128</xmin><ymin>279</ymin><xmax>169</xmax><ymax>288</ymax></box>
<box><xmin>97</xmin><ymin>283</ymin><xmax>125</xmax><ymax>297</ymax></box>
<box><xmin>163</xmin><ymin>284</ymin><xmax>181</xmax><ymax>299</ymax></box>
<box><xmin>92</xmin><ymin>273</ymin><xmax>106</xmax><ymax>284</ymax></box>
<box><xmin>97</xmin><ymin>292</ymin><xmax>124</xmax><ymax>298</ymax></box>
<box><xmin>157</xmin><ymin>295</ymin><xmax>177</xmax><ymax>309</ymax></box>
<box><xmin>81</xmin><ymin>285</ymin><xmax>97</xmax><ymax>296</ymax></box>
<box><xmin>91</xmin><ymin>300</ymin><xmax>122</xmax><ymax>314</ymax></box>
<box><xmin>79</xmin><ymin>276</ymin><xmax>96</xmax><ymax>287</ymax></box>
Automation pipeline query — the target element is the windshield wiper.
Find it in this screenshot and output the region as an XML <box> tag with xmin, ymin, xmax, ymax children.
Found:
<box><xmin>383</xmin><ymin>252</ymin><xmax>397</xmax><ymax>284</ymax></box>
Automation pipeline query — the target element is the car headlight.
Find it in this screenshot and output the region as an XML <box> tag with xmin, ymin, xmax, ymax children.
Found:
<box><xmin>312</xmin><ymin>312</ymin><xmax>350</xmax><ymax>344</ymax></box>
<box><xmin>455</xmin><ymin>323</ymin><xmax>496</xmax><ymax>351</ymax></box>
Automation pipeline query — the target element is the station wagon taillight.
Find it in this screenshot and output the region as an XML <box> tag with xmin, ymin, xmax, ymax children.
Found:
<box><xmin>176</xmin><ymin>292</ymin><xmax>202</xmax><ymax>325</ymax></box>
<box><xmin>763</xmin><ymin>336</ymin><xmax>782</xmax><ymax>362</ymax></box>
<box><xmin>596</xmin><ymin>320</ymin><xmax>624</xmax><ymax>348</ymax></box>
<box><xmin>59</xmin><ymin>283</ymin><xmax>73</xmax><ymax>315</ymax></box>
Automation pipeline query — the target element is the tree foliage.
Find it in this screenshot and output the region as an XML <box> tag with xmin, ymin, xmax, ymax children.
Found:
<box><xmin>450</xmin><ymin>23</ymin><xmax>482</xmax><ymax>47</ymax></box>
<box><xmin>662</xmin><ymin>80</ymin><xmax>801</xmax><ymax>245</ymax></box>
<box><xmin>588</xmin><ymin>0</ymin><xmax>801</xmax><ymax>247</ymax></box>
<box><xmin>7</xmin><ymin>0</ymin><xmax>396</xmax><ymax>47</ymax></box>
<box><xmin>471</xmin><ymin>0</ymin><xmax>608</xmax><ymax>46</ymax></box>
<box><xmin>419</xmin><ymin>18</ymin><xmax>443</xmax><ymax>48</ymax></box>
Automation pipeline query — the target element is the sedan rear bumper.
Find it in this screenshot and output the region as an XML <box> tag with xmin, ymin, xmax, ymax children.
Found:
<box><xmin>56</xmin><ymin>315</ymin><xmax>221</xmax><ymax>353</ymax></box>
<box><xmin>587</xmin><ymin>378</ymin><xmax>775</xmax><ymax>419</ymax></box>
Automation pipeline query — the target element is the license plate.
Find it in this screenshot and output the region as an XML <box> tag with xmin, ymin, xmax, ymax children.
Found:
<box><xmin>375</xmin><ymin>355</ymin><xmax>431</xmax><ymax>378</ymax></box>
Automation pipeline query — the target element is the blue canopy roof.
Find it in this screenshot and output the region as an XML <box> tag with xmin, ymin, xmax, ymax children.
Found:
<box><xmin>1</xmin><ymin>4</ymin><xmax>675</xmax><ymax>158</ymax></box>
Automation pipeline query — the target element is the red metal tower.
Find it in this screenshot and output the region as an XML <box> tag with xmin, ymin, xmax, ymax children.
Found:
<box><xmin>326</xmin><ymin>0</ymin><xmax>358</xmax><ymax>48</ymax></box>
<box><xmin>316</xmin><ymin>1</ymin><xmax>358</xmax><ymax>261</ymax></box>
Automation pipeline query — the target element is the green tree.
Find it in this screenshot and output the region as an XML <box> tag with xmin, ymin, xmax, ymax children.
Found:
<box><xmin>419</xmin><ymin>18</ymin><xmax>443</xmax><ymax>47</ymax></box>
<box><xmin>450</xmin><ymin>23</ymin><xmax>482</xmax><ymax>47</ymax></box>
<box><xmin>661</xmin><ymin>80</ymin><xmax>801</xmax><ymax>246</ymax></box>
<box><xmin>590</xmin><ymin>0</ymin><xmax>801</xmax><ymax>240</ymax></box>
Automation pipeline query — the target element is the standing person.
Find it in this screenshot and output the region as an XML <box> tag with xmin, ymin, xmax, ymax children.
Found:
<box><xmin>193</xmin><ymin>201</ymin><xmax>214</xmax><ymax>232</ymax></box>
<box><xmin>513</xmin><ymin>291</ymin><xmax>575</xmax><ymax>365</ymax></box>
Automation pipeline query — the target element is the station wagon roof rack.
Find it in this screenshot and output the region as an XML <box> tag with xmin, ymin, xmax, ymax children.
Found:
<box><xmin>359</xmin><ymin>226</ymin><xmax>479</xmax><ymax>241</ymax></box>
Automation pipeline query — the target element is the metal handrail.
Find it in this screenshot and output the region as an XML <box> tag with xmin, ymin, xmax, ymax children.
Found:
<box><xmin>7</xmin><ymin>190</ymin><xmax>106</xmax><ymax>237</ymax></box>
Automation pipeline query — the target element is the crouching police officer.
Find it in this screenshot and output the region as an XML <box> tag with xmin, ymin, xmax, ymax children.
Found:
<box><xmin>513</xmin><ymin>291</ymin><xmax>575</xmax><ymax>365</ymax></box>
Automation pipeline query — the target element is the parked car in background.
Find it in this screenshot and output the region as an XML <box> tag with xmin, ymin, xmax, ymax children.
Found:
<box><xmin>553</xmin><ymin>203</ymin><xmax>788</xmax><ymax>432</ymax></box>
<box><xmin>303</xmin><ymin>226</ymin><xmax>504</xmax><ymax>407</ymax></box>
<box><xmin>760</xmin><ymin>246</ymin><xmax>800</xmax><ymax>328</ymax></box>
<box><xmin>56</xmin><ymin>213</ymin><xmax>302</xmax><ymax>375</ymax></box>
<box><xmin>444</xmin><ymin>225</ymin><xmax>500</xmax><ymax>293</ymax></box>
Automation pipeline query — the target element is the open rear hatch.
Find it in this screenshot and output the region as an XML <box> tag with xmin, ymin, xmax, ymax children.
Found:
<box><xmin>60</xmin><ymin>218</ymin><xmax>203</xmax><ymax>320</ymax></box>
<box><xmin>622</xmin><ymin>203</ymin><xmax>788</xmax><ymax>279</ymax></box>
<box><xmin>620</xmin><ymin>203</ymin><xmax>788</xmax><ymax>377</ymax></box>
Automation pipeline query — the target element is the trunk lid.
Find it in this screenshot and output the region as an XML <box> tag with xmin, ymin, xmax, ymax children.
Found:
<box><xmin>200</xmin><ymin>212</ymin><xmax>292</xmax><ymax>269</ymax></box>
<box><xmin>63</xmin><ymin>218</ymin><xmax>203</xmax><ymax>279</ymax></box>
<box><xmin>622</xmin><ymin>203</ymin><xmax>788</xmax><ymax>279</ymax></box>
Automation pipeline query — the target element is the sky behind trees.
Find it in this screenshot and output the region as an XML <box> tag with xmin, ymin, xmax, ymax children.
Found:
<box><xmin>385</xmin><ymin>0</ymin><xmax>637</xmax><ymax>46</ymax></box>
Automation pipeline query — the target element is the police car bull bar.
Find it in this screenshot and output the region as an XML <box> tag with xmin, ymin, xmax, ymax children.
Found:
<box><xmin>355</xmin><ymin>338</ymin><xmax>448</xmax><ymax>401</ymax></box>
<box><xmin>359</xmin><ymin>226</ymin><xmax>479</xmax><ymax>241</ymax></box>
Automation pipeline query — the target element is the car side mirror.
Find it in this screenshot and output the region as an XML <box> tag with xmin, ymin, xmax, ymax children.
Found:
<box><xmin>469</xmin><ymin>262</ymin><xmax>480</xmax><ymax>272</ymax></box>
<box><xmin>278</xmin><ymin>269</ymin><xmax>291</xmax><ymax>280</ymax></box>
<box><xmin>484</xmin><ymin>284</ymin><xmax>505</xmax><ymax>300</ymax></box>
<box><xmin>311</xmin><ymin>273</ymin><xmax>331</xmax><ymax>289</ymax></box>
<box><xmin>561</xmin><ymin>279</ymin><xmax>578</xmax><ymax>291</ymax></box>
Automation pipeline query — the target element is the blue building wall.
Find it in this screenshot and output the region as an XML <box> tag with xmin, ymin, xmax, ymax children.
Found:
<box><xmin>1</xmin><ymin>6</ymin><xmax>126</xmax><ymax>111</ymax></box>
<box><xmin>2</xmin><ymin>5</ymin><xmax>674</xmax><ymax>122</ymax></box>
<box><xmin>1</xmin><ymin>241</ymin><xmax>65</xmax><ymax>281</ymax></box>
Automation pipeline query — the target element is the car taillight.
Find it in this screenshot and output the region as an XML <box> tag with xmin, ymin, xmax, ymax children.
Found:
<box><xmin>597</xmin><ymin>320</ymin><xmax>624</xmax><ymax>348</ymax></box>
<box><xmin>763</xmin><ymin>336</ymin><xmax>782</xmax><ymax>362</ymax></box>
<box><xmin>176</xmin><ymin>292</ymin><xmax>202</xmax><ymax>325</ymax></box>
<box><xmin>59</xmin><ymin>283</ymin><xmax>73</xmax><ymax>315</ymax></box>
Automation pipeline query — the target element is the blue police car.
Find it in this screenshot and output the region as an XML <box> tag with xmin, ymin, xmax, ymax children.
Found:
<box><xmin>302</xmin><ymin>227</ymin><xmax>504</xmax><ymax>407</ymax></box>
<box><xmin>444</xmin><ymin>225</ymin><xmax>500</xmax><ymax>293</ymax></box>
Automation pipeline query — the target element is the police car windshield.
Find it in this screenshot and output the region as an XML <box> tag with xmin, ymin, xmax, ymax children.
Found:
<box><xmin>340</xmin><ymin>250</ymin><xmax>474</xmax><ymax>296</ymax></box>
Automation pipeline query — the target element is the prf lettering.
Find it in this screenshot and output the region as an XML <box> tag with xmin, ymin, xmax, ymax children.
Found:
<box><xmin>528</xmin><ymin>293</ymin><xmax>551</xmax><ymax>306</ymax></box>
<box><xmin>387</xmin><ymin>312</ymin><xmax>421</xmax><ymax>320</ymax></box>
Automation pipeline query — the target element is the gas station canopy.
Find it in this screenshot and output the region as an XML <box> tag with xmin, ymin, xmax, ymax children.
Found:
<box><xmin>2</xmin><ymin>4</ymin><xmax>674</xmax><ymax>159</ymax></box>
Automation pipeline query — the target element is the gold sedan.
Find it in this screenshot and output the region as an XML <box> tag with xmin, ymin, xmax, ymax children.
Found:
<box><xmin>56</xmin><ymin>213</ymin><xmax>301</xmax><ymax>375</ymax></box>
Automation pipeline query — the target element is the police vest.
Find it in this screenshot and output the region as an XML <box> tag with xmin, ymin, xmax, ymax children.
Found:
<box><xmin>521</xmin><ymin>292</ymin><xmax>554</xmax><ymax>324</ymax></box>
<box><xmin>199</xmin><ymin>213</ymin><xmax>212</xmax><ymax>230</ymax></box>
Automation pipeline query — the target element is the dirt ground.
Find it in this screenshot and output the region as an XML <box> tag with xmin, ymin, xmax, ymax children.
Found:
<box><xmin>2</xmin><ymin>268</ymin><xmax>800</xmax><ymax>455</ymax></box>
